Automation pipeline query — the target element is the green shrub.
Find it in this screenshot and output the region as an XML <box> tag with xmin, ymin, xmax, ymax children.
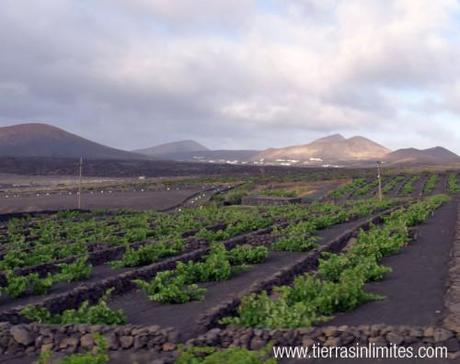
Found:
<box><xmin>110</xmin><ymin>237</ymin><xmax>185</xmax><ymax>268</ymax></box>
<box><xmin>228</xmin><ymin>245</ymin><xmax>268</xmax><ymax>265</ymax></box>
<box><xmin>400</xmin><ymin>176</ymin><xmax>420</xmax><ymax>195</ymax></box>
<box><xmin>0</xmin><ymin>272</ymin><xmax>54</xmax><ymax>298</ymax></box>
<box><xmin>57</xmin><ymin>257</ymin><xmax>92</xmax><ymax>282</ymax></box>
<box><xmin>329</xmin><ymin>179</ymin><xmax>366</xmax><ymax>199</ymax></box>
<box><xmin>448</xmin><ymin>174</ymin><xmax>460</xmax><ymax>194</ymax></box>
<box><xmin>22</xmin><ymin>290</ymin><xmax>125</xmax><ymax>325</ymax></box>
<box><xmin>272</xmin><ymin>221</ymin><xmax>318</xmax><ymax>252</ymax></box>
<box><xmin>134</xmin><ymin>243</ymin><xmax>268</xmax><ymax>304</ymax></box>
<box><xmin>224</xmin><ymin>196</ymin><xmax>446</xmax><ymax>329</ymax></box>
<box><xmin>177</xmin><ymin>345</ymin><xmax>276</xmax><ymax>364</ymax></box>
<box><xmin>134</xmin><ymin>271</ymin><xmax>205</xmax><ymax>304</ymax></box>
<box><xmin>36</xmin><ymin>334</ymin><xmax>108</xmax><ymax>364</ymax></box>
<box><xmin>259</xmin><ymin>188</ymin><xmax>297</xmax><ymax>198</ymax></box>
<box><xmin>423</xmin><ymin>175</ymin><xmax>439</xmax><ymax>194</ymax></box>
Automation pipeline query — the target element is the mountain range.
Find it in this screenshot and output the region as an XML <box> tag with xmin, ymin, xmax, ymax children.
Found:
<box><xmin>0</xmin><ymin>122</ymin><xmax>459</xmax><ymax>167</ymax></box>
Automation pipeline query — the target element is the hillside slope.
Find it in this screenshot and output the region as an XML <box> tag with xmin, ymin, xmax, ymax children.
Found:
<box><xmin>134</xmin><ymin>140</ymin><xmax>208</xmax><ymax>157</ymax></box>
<box><xmin>384</xmin><ymin>147</ymin><xmax>460</xmax><ymax>165</ymax></box>
<box><xmin>0</xmin><ymin>123</ymin><xmax>143</xmax><ymax>159</ymax></box>
<box><xmin>254</xmin><ymin>134</ymin><xmax>390</xmax><ymax>163</ymax></box>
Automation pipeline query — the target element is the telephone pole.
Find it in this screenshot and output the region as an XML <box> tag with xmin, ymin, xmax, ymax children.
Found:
<box><xmin>78</xmin><ymin>156</ymin><xmax>83</xmax><ymax>209</ymax></box>
<box><xmin>377</xmin><ymin>161</ymin><xmax>383</xmax><ymax>202</ymax></box>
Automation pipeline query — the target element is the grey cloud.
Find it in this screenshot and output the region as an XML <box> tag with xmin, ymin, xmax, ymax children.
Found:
<box><xmin>1</xmin><ymin>0</ymin><xmax>460</xmax><ymax>152</ymax></box>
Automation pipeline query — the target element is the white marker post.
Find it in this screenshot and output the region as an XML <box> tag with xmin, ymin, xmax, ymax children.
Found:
<box><xmin>377</xmin><ymin>161</ymin><xmax>383</xmax><ymax>201</ymax></box>
<box><xmin>78</xmin><ymin>156</ymin><xmax>83</xmax><ymax>209</ymax></box>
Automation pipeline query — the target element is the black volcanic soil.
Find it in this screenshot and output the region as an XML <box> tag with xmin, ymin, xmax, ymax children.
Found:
<box><xmin>316</xmin><ymin>216</ymin><xmax>369</xmax><ymax>243</ymax></box>
<box><xmin>0</xmin><ymin>156</ymin><xmax>379</xmax><ymax>179</ymax></box>
<box><xmin>324</xmin><ymin>200</ymin><xmax>457</xmax><ymax>327</ymax></box>
<box><xmin>411</xmin><ymin>174</ymin><xmax>429</xmax><ymax>198</ymax></box>
<box><xmin>109</xmin><ymin>251</ymin><xmax>305</xmax><ymax>340</ymax></box>
<box><xmin>0</xmin><ymin>188</ymin><xmax>204</xmax><ymax>213</ymax></box>
<box><xmin>432</xmin><ymin>174</ymin><xmax>448</xmax><ymax>195</ymax></box>
<box><xmin>108</xmin><ymin>216</ymin><xmax>373</xmax><ymax>340</ymax></box>
<box><xmin>0</xmin><ymin>264</ymin><xmax>132</xmax><ymax>313</ymax></box>
<box><xmin>281</xmin><ymin>201</ymin><xmax>457</xmax><ymax>364</ymax></box>
<box><xmin>387</xmin><ymin>176</ymin><xmax>410</xmax><ymax>197</ymax></box>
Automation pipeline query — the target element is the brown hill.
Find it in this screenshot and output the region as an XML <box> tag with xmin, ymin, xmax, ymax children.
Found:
<box><xmin>254</xmin><ymin>134</ymin><xmax>390</xmax><ymax>163</ymax></box>
<box><xmin>0</xmin><ymin>123</ymin><xmax>143</xmax><ymax>160</ymax></box>
<box><xmin>384</xmin><ymin>147</ymin><xmax>460</xmax><ymax>166</ymax></box>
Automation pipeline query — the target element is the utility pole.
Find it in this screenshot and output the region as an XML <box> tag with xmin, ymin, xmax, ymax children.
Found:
<box><xmin>78</xmin><ymin>156</ymin><xmax>83</xmax><ymax>209</ymax></box>
<box><xmin>377</xmin><ymin>161</ymin><xmax>383</xmax><ymax>202</ymax></box>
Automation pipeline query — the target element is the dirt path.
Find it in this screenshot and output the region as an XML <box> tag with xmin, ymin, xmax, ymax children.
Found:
<box><xmin>323</xmin><ymin>200</ymin><xmax>457</xmax><ymax>327</ymax></box>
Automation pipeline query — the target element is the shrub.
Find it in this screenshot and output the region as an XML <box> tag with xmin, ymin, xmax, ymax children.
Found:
<box><xmin>228</xmin><ymin>245</ymin><xmax>268</xmax><ymax>265</ymax></box>
<box><xmin>22</xmin><ymin>290</ymin><xmax>125</xmax><ymax>325</ymax></box>
<box><xmin>177</xmin><ymin>345</ymin><xmax>276</xmax><ymax>364</ymax></box>
<box><xmin>133</xmin><ymin>271</ymin><xmax>205</xmax><ymax>304</ymax></box>
<box><xmin>57</xmin><ymin>257</ymin><xmax>92</xmax><ymax>282</ymax></box>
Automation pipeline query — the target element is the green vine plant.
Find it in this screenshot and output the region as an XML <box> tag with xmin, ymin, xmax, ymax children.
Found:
<box><xmin>134</xmin><ymin>243</ymin><xmax>269</xmax><ymax>304</ymax></box>
<box><xmin>448</xmin><ymin>174</ymin><xmax>460</xmax><ymax>194</ymax></box>
<box><xmin>36</xmin><ymin>334</ymin><xmax>108</xmax><ymax>364</ymax></box>
<box><xmin>222</xmin><ymin>195</ymin><xmax>448</xmax><ymax>329</ymax></box>
<box><xmin>21</xmin><ymin>289</ymin><xmax>125</xmax><ymax>325</ymax></box>
<box><xmin>56</xmin><ymin>256</ymin><xmax>92</xmax><ymax>282</ymax></box>
<box><xmin>177</xmin><ymin>344</ymin><xmax>276</xmax><ymax>364</ymax></box>
<box><xmin>110</xmin><ymin>236</ymin><xmax>185</xmax><ymax>268</ymax></box>
<box><xmin>0</xmin><ymin>257</ymin><xmax>93</xmax><ymax>299</ymax></box>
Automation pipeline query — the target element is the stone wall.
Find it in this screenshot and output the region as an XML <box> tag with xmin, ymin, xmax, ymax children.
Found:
<box><xmin>187</xmin><ymin>325</ymin><xmax>460</xmax><ymax>358</ymax></box>
<box><xmin>242</xmin><ymin>196</ymin><xmax>301</xmax><ymax>206</ymax></box>
<box><xmin>443</xmin><ymin>199</ymin><xmax>460</xmax><ymax>332</ymax></box>
<box><xmin>0</xmin><ymin>205</ymin><xmax>425</xmax><ymax>361</ymax></box>
<box><xmin>196</xmin><ymin>217</ymin><xmax>374</xmax><ymax>332</ymax></box>
<box><xmin>0</xmin><ymin>209</ymin><xmax>89</xmax><ymax>224</ymax></box>
<box><xmin>0</xmin><ymin>223</ymin><xmax>226</xmax><ymax>284</ymax></box>
<box><xmin>187</xmin><ymin>199</ymin><xmax>460</xmax><ymax>359</ymax></box>
<box><xmin>0</xmin><ymin>322</ymin><xmax>178</xmax><ymax>356</ymax></box>
<box><xmin>0</xmin><ymin>225</ymin><xmax>277</xmax><ymax>324</ymax></box>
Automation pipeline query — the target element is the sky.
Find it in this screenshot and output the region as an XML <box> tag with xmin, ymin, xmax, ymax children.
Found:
<box><xmin>1</xmin><ymin>0</ymin><xmax>460</xmax><ymax>152</ymax></box>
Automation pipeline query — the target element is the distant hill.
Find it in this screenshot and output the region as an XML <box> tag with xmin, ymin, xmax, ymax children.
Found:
<box><xmin>155</xmin><ymin>149</ymin><xmax>260</xmax><ymax>162</ymax></box>
<box><xmin>0</xmin><ymin>123</ymin><xmax>143</xmax><ymax>160</ymax></box>
<box><xmin>254</xmin><ymin>134</ymin><xmax>390</xmax><ymax>164</ymax></box>
<box><xmin>134</xmin><ymin>141</ymin><xmax>259</xmax><ymax>163</ymax></box>
<box><xmin>384</xmin><ymin>147</ymin><xmax>460</xmax><ymax>166</ymax></box>
<box><xmin>134</xmin><ymin>140</ymin><xmax>208</xmax><ymax>157</ymax></box>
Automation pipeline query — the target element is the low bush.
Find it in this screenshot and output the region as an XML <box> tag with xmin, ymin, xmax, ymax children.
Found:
<box><xmin>36</xmin><ymin>334</ymin><xmax>108</xmax><ymax>364</ymax></box>
<box><xmin>135</xmin><ymin>243</ymin><xmax>268</xmax><ymax>304</ymax></box>
<box><xmin>21</xmin><ymin>289</ymin><xmax>125</xmax><ymax>325</ymax></box>
<box><xmin>177</xmin><ymin>345</ymin><xmax>276</xmax><ymax>364</ymax></box>
<box><xmin>223</xmin><ymin>196</ymin><xmax>447</xmax><ymax>329</ymax></box>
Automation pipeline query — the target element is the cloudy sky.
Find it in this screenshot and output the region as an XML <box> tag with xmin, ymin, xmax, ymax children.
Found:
<box><xmin>1</xmin><ymin>0</ymin><xmax>460</xmax><ymax>152</ymax></box>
